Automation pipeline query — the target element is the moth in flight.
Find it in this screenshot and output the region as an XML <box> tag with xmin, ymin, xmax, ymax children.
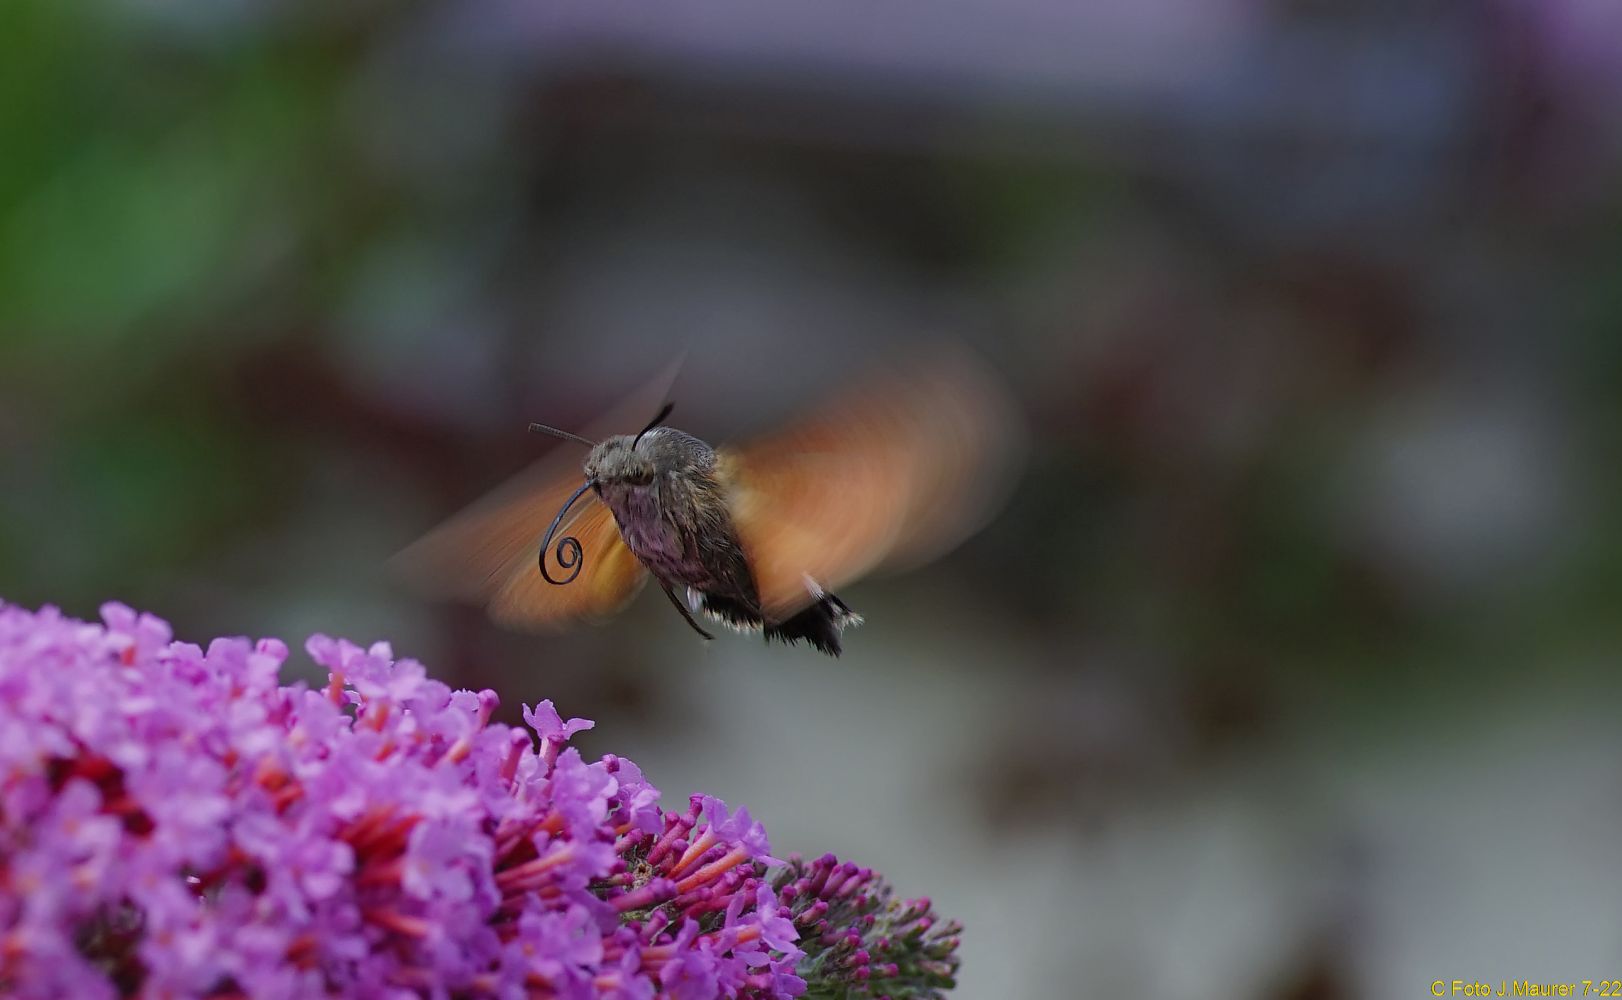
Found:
<box><xmin>394</xmin><ymin>351</ymin><xmax>1021</xmax><ymax>656</ymax></box>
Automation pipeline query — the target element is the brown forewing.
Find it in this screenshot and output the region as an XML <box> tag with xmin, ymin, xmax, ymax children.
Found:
<box><xmin>485</xmin><ymin>496</ymin><xmax>648</xmax><ymax>629</ymax></box>
<box><xmin>718</xmin><ymin>349</ymin><xmax>1023</xmax><ymax>622</ymax></box>
<box><xmin>390</xmin><ymin>363</ymin><xmax>677</xmax><ymax>630</ymax></box>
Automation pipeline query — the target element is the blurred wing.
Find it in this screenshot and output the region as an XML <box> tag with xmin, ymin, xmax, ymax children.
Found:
<box><xmin>718</xmin><ymin>348</ymin><xmax>1023</xmax><ymax>621</ymax></box>
<box><xmin>390</xmin><ymin>363</ymin><xmax>677</xmax><ymax>630</ymax></box>
<box><xmin>485</xmin><ymin>495</ymin><xmax>648</xmax><ymax>629</ymax></box>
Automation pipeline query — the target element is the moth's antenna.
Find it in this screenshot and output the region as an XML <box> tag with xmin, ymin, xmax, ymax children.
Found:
<box><xmin>528</xmin><ymin>422</ymin><xmax>596</xmax><ymax>448</ymax></box>
<box><xmin>633</xmin><ymin>402</ymin><xmax>675</xmax><ymax>448</ymax></box>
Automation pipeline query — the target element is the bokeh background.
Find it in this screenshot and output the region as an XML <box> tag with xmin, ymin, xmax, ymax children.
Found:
<box><xmin>5</xmin><ymin>1</ymin><xmax>1622</xmax><ymax>996</ymax></box>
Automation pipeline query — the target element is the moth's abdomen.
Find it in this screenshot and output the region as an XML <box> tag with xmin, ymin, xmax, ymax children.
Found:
<box><xmin>605</xmin><ymin>479</ymin><xmax>744</xmax><ymax>597</ymax></box>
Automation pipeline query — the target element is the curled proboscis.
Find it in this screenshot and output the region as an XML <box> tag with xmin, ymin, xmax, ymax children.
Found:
<box><xmin>538</xmin><ymin>480</ymin><xmax>594</xmax><ymax>585</ymax></box>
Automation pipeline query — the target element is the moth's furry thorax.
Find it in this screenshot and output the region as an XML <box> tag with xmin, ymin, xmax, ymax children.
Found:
<box><xmin>583</xmin><ymin>428</ymin><xmax>735</xmax><ymax>586</ymax></box>
<box><xmin>584</xmin><ymin>428</ymin><xmax>713</xmax><ymax>488</ymax></box>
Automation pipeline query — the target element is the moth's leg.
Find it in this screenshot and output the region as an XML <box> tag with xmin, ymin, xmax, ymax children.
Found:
<box><xmin>660</xmin><ymin>584</ymin><xmax>715</xmax><ymax>640</ymax></box>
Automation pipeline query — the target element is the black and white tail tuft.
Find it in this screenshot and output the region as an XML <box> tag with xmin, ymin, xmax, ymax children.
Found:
<box><xmin>765</xmin><ymin>576</ymin><xmax>862</xmax><ymax>656</ymax></box>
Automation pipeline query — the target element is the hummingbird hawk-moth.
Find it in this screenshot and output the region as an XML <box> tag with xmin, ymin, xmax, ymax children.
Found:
<box><xmin>393</xmin><ymin>352</ymin><xmax>1021</xmax><ymax>656</ymax></box>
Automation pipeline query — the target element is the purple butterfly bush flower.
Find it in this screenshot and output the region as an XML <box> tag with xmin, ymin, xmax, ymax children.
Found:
<box><xmin>0</xmin><ymin>600</ymin><xmax>959</xmax><ymax>998</ymax></box>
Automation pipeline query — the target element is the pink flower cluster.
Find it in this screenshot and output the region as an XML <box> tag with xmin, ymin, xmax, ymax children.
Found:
<box><xmin>0</xmin><ymin>601</ymin><xmax>808</xmax><ymax>999</ymax></box>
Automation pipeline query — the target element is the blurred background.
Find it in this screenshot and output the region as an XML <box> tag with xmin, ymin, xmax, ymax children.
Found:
<box><xmin>5</xmin><ymin>0</ymin><xmax>1622</xmax><ymax>996</ymax></box>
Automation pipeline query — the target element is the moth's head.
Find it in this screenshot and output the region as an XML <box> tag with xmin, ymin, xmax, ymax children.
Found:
<box><xmin>532</xmin><ymin>401</ymin><xmax>677</xmax><ymax>491</ymax></box>
<box><xmin>584</xmin><ymin>436</ymin><xmax>658</xmax><ymax>488</ymax></box>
